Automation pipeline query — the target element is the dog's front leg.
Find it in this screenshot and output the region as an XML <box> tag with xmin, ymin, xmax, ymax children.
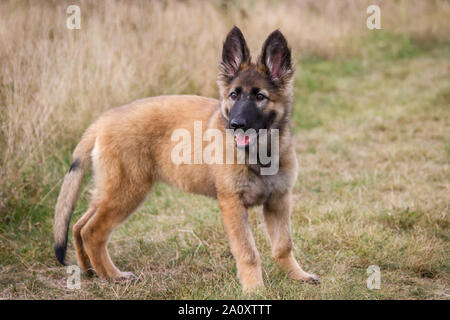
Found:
<box><xmin>263</xmin><ymin>192</ymin><xmax>320</xmax><ymax>284</ymax></box>
<box><xmin>218</xmin><ymin>193</ymin><xmax>264</xmax><ymax>293</ymax></box>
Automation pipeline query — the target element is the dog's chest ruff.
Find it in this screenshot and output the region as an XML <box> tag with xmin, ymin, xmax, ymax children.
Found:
<box><xmin>239</xmin><ymin>170</ymin><xmax>290</xmax><ymax>207</ymax></box>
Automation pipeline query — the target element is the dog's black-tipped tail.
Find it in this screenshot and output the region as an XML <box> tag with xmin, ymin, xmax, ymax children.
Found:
<box><xmin>54</xmin><ymin>126</ymin><xmax>97</xmax><ymax>266</ymax></box>
<box><xmin>54</xmin><ymin>158</ymin><xmax>88</xmax><ymax>266</ymax></box>
<box><xmin>55</xmin><ymin>243</ymin><xmax>67</xmax><ymax>266</ymax></box>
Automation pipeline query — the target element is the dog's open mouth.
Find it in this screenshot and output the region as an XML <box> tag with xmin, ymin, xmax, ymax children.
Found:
<box><xmin>234</xmin><ymin>131</ymin><xmax>259</xmax><ymax>148</ymax></box>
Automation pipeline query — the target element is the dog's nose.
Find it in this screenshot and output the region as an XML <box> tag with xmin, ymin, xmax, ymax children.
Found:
<box><xmin>230</xmin><ymin>118</ymin><xmax>246</xmax><ymax>130</ymax></box>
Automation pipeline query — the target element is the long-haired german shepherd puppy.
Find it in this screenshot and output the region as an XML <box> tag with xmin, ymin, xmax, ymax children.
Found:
<box><xmin>54</xmin><ymin>26</ymin><xmax>319</xmax><ymax>293</ymax></box>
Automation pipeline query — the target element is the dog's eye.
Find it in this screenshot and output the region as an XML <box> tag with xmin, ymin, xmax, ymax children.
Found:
<box><xmin>256</xmin><ymin>93</ymin><xmax>266</xmax><ymax>101</ymax></box>
<box><xmin>230</xmin><ymin>92</ymin><xmax>238</xmax><ymax>100</ymax></box>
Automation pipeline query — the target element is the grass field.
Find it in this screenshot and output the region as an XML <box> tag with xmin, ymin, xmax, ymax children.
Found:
<box><xmin>0</xmin><ymin>0</ymin><xmax>449</xmax><ymax>299</ymax></box>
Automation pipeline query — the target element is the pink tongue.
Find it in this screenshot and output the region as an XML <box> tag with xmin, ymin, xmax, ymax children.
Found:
<box><xmin>235</xmin><ymin>133</ymin><xmax>250</xmax><ymax>146</ymax></box>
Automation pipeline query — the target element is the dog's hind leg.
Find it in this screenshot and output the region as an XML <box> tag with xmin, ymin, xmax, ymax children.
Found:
<box><xmin>263</xmin><ymin>192</ymin><xmax>320</xmax><ymax>284</ymax></box>
<box><xmin>80</xmin><ymin>181</ymin><xmax>150</xmax><ymax>281</ymax></box>
<box><xmin>79</xmin><ymin>142</ymin><xmax>152</xmax><ymax>281</ymax></box>
<box><xmin>73</xmin><ymin>204</ymin><xmax>97</xmax><ymax>275</ymax></box>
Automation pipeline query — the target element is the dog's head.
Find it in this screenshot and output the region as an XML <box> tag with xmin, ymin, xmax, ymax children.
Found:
<box><xmin>217</xmin><ymin>26</ymin><xmax>294</xmax><ymax>148</ymax></box>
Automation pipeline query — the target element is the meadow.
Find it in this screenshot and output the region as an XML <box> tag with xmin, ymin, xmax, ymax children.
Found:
<box><xmin>0</xmin><ymin>0</ymin><xmax>449</xmax><ymax>299</ymax></box>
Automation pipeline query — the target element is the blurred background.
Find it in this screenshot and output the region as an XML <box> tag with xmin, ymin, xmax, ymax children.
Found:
<box><xmin>0</xmin><ymin>0</ymin><xmax>448</xmax><ymax>299</ymax></box>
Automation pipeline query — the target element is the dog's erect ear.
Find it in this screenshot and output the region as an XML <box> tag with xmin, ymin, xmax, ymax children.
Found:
<box><xmin>219</xmin><ymin>26</ymin><xmax>251</xmax><ymax>81</ymax></box>
<box><xmin>258</xmin><ymin>30</ymin><xmax>293</xmax><ymax>85</ymax></box>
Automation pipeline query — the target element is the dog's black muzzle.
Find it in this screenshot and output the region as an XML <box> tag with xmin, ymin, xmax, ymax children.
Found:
<box><xmin>228</xmin><ymin>97</ymin><xmax>264</xmax><ymax>132</ymax></box>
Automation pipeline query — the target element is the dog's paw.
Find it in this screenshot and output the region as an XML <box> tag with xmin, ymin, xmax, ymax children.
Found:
<box><xmin>83</xmin><ymin>268</ymin><xmax>97</xmax><ymax>278</ymax></box>
<box><xmin>289</xmin><ymin>270</ymin><xmax>320</xmax><ymax>285</ymax></box>
<box><xmin>115</xmin><ymin>272</ymin><xmax>138</xmax><ymax>282</ymax></box>
<box><xmin>305</xmin><ymin>274</ymin><xmax>320</xmax><ymax>285</ymax></box>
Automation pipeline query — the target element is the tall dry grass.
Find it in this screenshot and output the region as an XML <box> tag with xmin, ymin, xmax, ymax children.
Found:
<box><xmin>0</xmin><ymin>0</ymin><xmax>449</xmax><ymax>215</ymax></box>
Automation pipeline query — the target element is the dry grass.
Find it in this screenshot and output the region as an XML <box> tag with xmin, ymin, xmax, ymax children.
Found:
<box><xmin>0</xmin><ymin>0</ymin><xmax>449</xmax><ymax>299</ymax></box>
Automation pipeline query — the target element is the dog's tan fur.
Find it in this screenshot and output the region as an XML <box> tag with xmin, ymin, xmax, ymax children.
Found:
<box><xmin>54</xmin><ymin>27</ymin><xmax>318</xmax><ymax>292</ymax></box>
